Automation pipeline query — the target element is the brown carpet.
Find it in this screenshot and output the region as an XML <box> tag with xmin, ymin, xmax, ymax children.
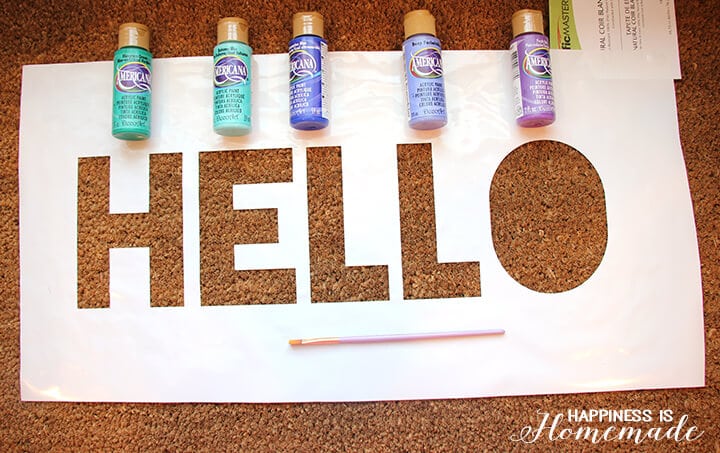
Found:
<box><xmin>3</xmin><ymin>0</ymin><xmax>719</xmax><ymax>450</ymax></box>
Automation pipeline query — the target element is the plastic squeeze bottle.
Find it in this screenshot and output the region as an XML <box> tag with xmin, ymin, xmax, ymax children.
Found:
<box><xmin>289</xmin><ymin>12</ymin><xmax>329</xmax><ymax>130</ymax></box>
<box><xmin>112</xmin><ymin>23</ymin><xmax>152</xmax><ymax>140</ymax></box>
<box><xmin>213</xmin><ymin>17</ymin><xmax>253</xmax><ymax>136</ymax></box>
<box><xmin>402</xmin><ymin>10</ymin><xmax>447</xmax><ymax>130</ymax></box>
<box><xmin>510</xmin><ymin>9</ymin><xmax>556</xmax><ymax>127</ymax></box>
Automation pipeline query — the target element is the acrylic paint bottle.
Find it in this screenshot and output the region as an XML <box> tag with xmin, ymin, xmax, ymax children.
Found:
<box><xmin>510</xmin><ymin>9</ymin><xmax>555</xmax><ymax>127</ymax></box>
<box><xmin>213</xmin><ymin>17</ymin><xmax>252</xmax><ymax>136</ymax></box>
<box><xmin>289</xmin><ymin>12</ymin><xmax>329</xmax><ymax>130</ymax></box>
<box><xmin>402</xmin><ymin>10</ymin><xmax>447</xmax><ymax>130</ymax></box>
<box><xmin>112</xmin><ymin>22</ymin><xmax>152</xmax><ymax>140</ymax></box>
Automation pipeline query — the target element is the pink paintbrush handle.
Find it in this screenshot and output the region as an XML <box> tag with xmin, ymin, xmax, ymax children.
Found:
<box><xmin>289</xmin><ymin>329</ymin><xmax>505</xmax><ymax>346</ymax></box>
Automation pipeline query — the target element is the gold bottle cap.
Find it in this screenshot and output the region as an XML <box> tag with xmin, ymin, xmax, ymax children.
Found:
<box><xmin>293</xmin><ymin>12</ymin><xmax>324</xmax><ymax>38</ymax></box>
<box><xmin>512</xmin><ymin>9</ymin><xmax>544</xmax><ymax>37</ymax></box>
<box><xmin>118</xmin><ymin>22</ymin><xmax>150</xmax><ymax>50</ymax></box>
<box><xmin>217</xmin><ymin>17</ymin><xmax>249</xmax><ymax>44</ymax></box>
<box><xmin>403</xmin><ymin>9</ymin><xmax>436</xmax><ymax>39</ymax></box>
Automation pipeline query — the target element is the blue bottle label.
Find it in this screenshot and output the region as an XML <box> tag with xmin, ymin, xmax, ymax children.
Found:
<box><xmin>213</xmin><ymin>41</ymin><xmax>252</xmax><ymax>131</ymax></box>
<box><xmin>402</xmin><ymin>35</ymin><xmax>447</xmax><ymax>123</ymax></box>
<box><xmin>289</xmin><ymin>35</ymin><xmax>328</xmax><ymax>121</ymax></box>
<box><xmin>112</xmin><ymin>47</ymin><xmax>152</xmax><ymax>138</ymax></box>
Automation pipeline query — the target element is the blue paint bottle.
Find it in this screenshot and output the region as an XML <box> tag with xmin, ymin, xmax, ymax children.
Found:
<box><xmin>213</xmin><ymin>17</ymin><xmax>252</xmax><ymax>136</ymax></box>
<box><xmin>112</xmin><ymin>23</ymin><xmax>152</xmax><ymax>140</ymax></box>
<box><xmin>402</xmin><ymin>10</ymin><xmax>447</xmax><ymax>130</ymax></box>
<box><xmin>289</xmin><ymin>12</ymin><xmax>328</xmax><ymax>130</ymax></box>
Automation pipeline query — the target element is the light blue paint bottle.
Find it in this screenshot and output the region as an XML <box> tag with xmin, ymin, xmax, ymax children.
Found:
<box><xmin>402</xmin><ymin>10</ymin><xmax>447</xmax><ymax>130</ymax></box>
<box><xmin>112</xmin><ymin>22</ymin><xmax>152</xmax><ymax>140</ymax></box>
<box><xmin>214</xmin><ymin>17</ymin><xmax>252</xmax><ymax>136</ymax></box>
<box><xmin>289</xmin><ymin>12</ymin><xmax>329</xmax><ymax>130</ymax></box>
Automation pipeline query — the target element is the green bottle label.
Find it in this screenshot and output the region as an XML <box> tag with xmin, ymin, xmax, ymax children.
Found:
<box><xmin>112</xmin><ymin>47</ymin><xmax>152</xmax><ymax>140</ymax></box>
<box><xmin>213</xmin><ymin>41</ymin><xmax>252</xmax><ymax>135</ymax></box>
<box><xmin>549</xmin><ymin>0</ymin><xmax>582</xmax><ymax>49</ymax></box>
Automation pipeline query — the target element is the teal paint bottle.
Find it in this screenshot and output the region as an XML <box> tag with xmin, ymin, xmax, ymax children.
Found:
<box><xmin>214</xmin><ymin>17</ymin><xmax>252</xmax><ymax>136</ymax></box>
<box><xmin>112</xmin><ymin>23</ymin><xmax>152</xmax><ymax>141</ymax></box>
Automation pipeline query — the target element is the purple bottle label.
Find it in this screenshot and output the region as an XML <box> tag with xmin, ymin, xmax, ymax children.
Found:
<box><xmin>403</xmin><ymin>35</ymin><xmax>447</xmax><ymax>126</ymax></box>
<box><xmin>115</xmin><ymin>62</ymin><xmax>152</xmax><ymax>93</ymax></box>
<box><xmin>408</xmin><ymin>47</ymin><xmax>443</xmax><ymax>79</ymax></box>
<box><xmin>511</xmin><ymin>34</ymin><xmax>554</xmax><ymax>120</ymax></box>
<box><xmin>214</xmin><ymin>55</ymin><xmax>249</xmax><ymax>87</ymax></box>
<box><xmin>522</xmin><ymin>47</ymin><xmax>552</xmax><ymax>79</ymax></box>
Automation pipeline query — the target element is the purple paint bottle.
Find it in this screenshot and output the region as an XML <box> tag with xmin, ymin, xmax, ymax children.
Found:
<box><xmin>510</xmin><ymin>9</ymin><xmax>555</xmax><ymax>127</ymax></box>
<box><xmin>402</xmin><ymin>9</ymin><xmax>447</xmax><ymax>130</ymax></box>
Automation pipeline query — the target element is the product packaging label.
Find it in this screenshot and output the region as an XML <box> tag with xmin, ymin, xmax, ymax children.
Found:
<box><xmin>402</xmin><ymin>35</ymin><xmax>446</xmax><ymax>121</ymax></box>
<box><xmin>549</xmin><ymin>0</ymin><xmax>681</xmax><ymax>79</ymax></box>
<box><xmin>289</xmin><ymin>36</ymin><xmax>328</xmax><ymax>120</ymax></box>
<box><xmin>213</xmin><ymin>42</ymin><xmax>252</xmax><ymax>128</ymax></box>
<box><xmin>510</xmin><ymin>34</ymin><xmax>555</xmax><ymax>118</ymax></box>
<box><xmin>112</xmin><ymin>47</ymin><xmax>152</xmax><ymax>133</ymax></box>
